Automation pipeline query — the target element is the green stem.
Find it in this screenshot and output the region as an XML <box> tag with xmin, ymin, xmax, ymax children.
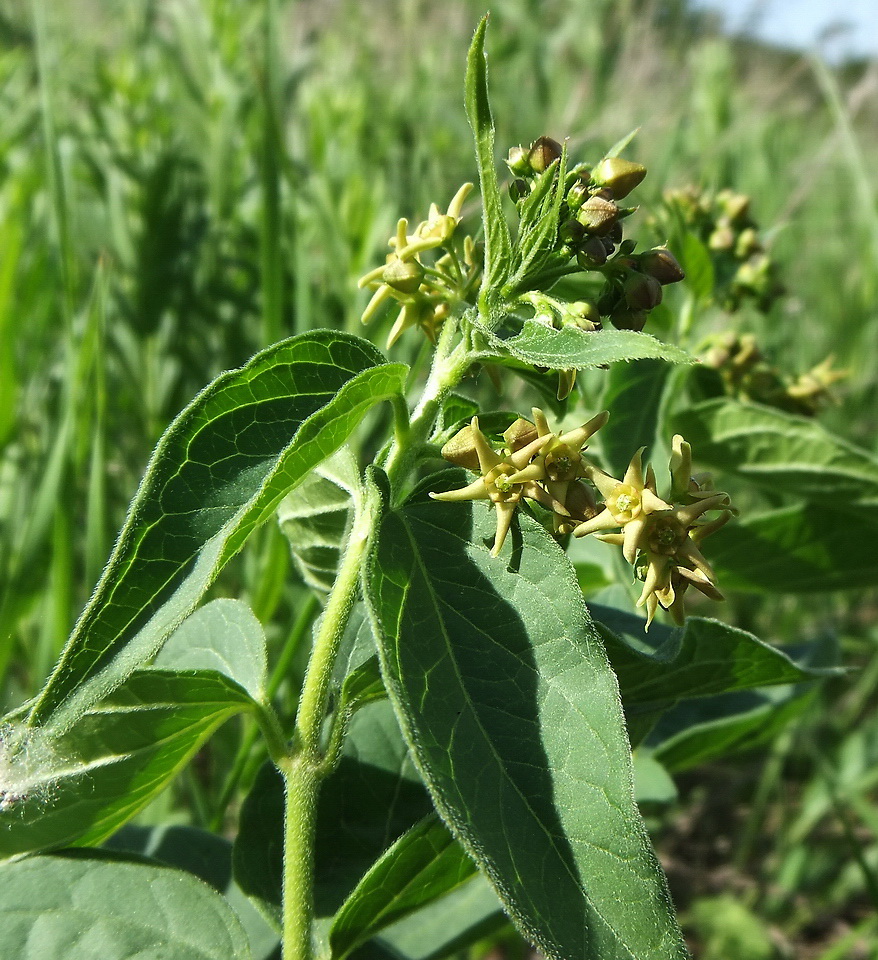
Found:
<box><xmin>383</xmin><ymin>316</ymin><xmax>471</xmax><ymax>499</ymax></box>
<box><xmin>281</xmin><ymin>496</ymin><xmax>376</xmax><ymax>960</ymax></box>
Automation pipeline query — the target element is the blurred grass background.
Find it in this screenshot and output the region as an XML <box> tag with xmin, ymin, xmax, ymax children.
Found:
<box><xmin>1</xmin><ymin>0</ymin><xmax>877</xmax><ymax>956</ymax></box>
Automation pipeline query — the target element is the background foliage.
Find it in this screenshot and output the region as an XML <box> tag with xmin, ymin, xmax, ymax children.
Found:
<box><xmin>1</xmin><ymin>0</ymin><xmax>877</xmax><ymax>956</ymax></box>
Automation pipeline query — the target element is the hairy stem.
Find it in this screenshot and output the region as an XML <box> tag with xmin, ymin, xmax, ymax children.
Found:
<box><xmin>281</xmin><ymin>493</ymin><xmax>376</xmax><ymax>960</ymax></box>
<box><xmin>383</xmin><ymin>315</ymin><xmax>471</xmax><ymax>499</ymax></box>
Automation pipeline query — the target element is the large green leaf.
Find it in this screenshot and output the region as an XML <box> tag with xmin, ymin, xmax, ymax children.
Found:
<box><xmin>153</xmin><ymin>598</ymin><xmax>268</xmax><ymax>701</ymax></box>
<box><xmin>366</xmin><ymin>498</ymin><xmax>688</xmax><ymax>960</ymax></box>
<box><xmin>105</xmin><ymin>825</ymin><xmax>279</xmax><ymax>960</ymax></box>
<box><xmin>648</xmin><ymin>686</ymin><xmax>815</xmax><ymax>773</ymax></box>
<box><xmin>278</xmin><ymin>448</ymin><xmax>358</xmax><ymax>596</ymax></box>
<box><xmin>330</xmin><ymin>814</ymin><xmax>478</xmax><ymax>960</ymax></box>
<box><xmin>599</xmin><ymin>358</ymin><xmax>670</xmax><ymax>477</ymax></box>
<box><xmin>355</xmin><ymin>873</ymin><xmax>505</xmax><ymax>960</ymax></box>
<box><xmin>465</xmin><ymin>17</ymin><xmax>513</xmax><ymax>300</ymax></box>
<box><xmin>233</xmin><ymin>700</ymin><xmax>434</xmax><ymax>927</ymax></box>
<box><xmin>29</xmin><ymin>331</ymin><xmax>405</xmax><ymax>731</ymax></box>
<box><xmin>707</xmin><ymin>503</ymin><xmax>878</xmax><ymax>593</ymax></box>
<box><xmin>674</xmin><ymin>398</ymin><xmax>878</xmax><ymax>505</ymax></box>
<box><xmin>0</xmin><ymin>669</ymin><xmax>255</xmax><ymax>858</ymax></box>
<box><xmin>590</xmin><ymin>604</ymin><xmax>839</xmax><ymax>708</ymax></box>
<box><xmin>477</xmin><ymin>318</ymin><xmax>692</xmax><ymax>370</ymax></box>
<box><xmin>0</xmin><ymin>853</ymin><xmax>251</xmax><ymax>960</ymax></box>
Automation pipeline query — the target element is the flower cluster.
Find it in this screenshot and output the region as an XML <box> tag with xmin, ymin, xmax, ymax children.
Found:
<box><xmin>357</xmin><ymin>183</ymin><xmax>481</xmax><ymax>349</ymax></box>
<box><xmin>505</xmin><ymin>136</ymin><xmax>686</xmax><ymax>397</ymax></box>
<box><xmin>432</xmin><ymin>408</ymin><xmax>608</xmax><ymax>556</ymax></box>
<box><xmin>658</xmin><ymin>186</ymin><xmax>783</xmax><ymax>312</ymax></box>
<box><xmin>703</xmin><ymin>332</ymin><xmax>846</xmax><ymax>417</ymax></box>
<box><xmin>574</xmin><ymin>437</ymin><xmax>734</xmax><ymax>627</ymax></box>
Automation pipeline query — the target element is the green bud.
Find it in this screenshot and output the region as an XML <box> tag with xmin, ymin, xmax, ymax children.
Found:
<box><xmin>506</xmin><ymin>145</ymin><xmax>532</xmax><ymax>176</ymax></box>
<box><xmin>559</xmin><ymin>218</ymin><xmax>585</xmax><ymax>245</ymax></box>
<box><xmin>528</xmin><ymin>136</ymin><xmax>563</xmax><ymax>173</ymax></box>
<box><xmin>509</xmin><ymin>178</ymin><xmax>529</xmax><ymax>202</ymax></box>
<box><xmin>382</xmin><ymin>257</ymin><xmax>425</xmax><ymax>294</ymax></box>
<box><xmin>566</xmin><ymin>180</ymin><xmax>589</xmax><ymax>211</ymax></box>
<box><xmin>717</xmin><ymin>189</ymin><xmax>750</xmax><ymax>223</ymax></box>
<box><xmin>735</xmin><ymin>227</ymin><xmax>760</xmax><ymax>259</ymax></box>
<box><xmin>624</xmin><ymin>272</ymin><xmax>663</xmax><ymax>310</ymax></box>
<box><xmin>592</xmin><ymin>157</ymin><xmax>647</xmax><ymax>199</ymax></box>
<box><xmin>576</xmin><ymin>236</ymin><xmax>609</xmax><ymax>267</ymax></box>
<box><xmin>576</xmin><ymin>195</ymin><xmax>619</xmax><ymax>235</ymax></box>
<box><xmin>708</xmin><ymin>226</ymin><xmax>735</xmax><ymax>252</ymax></box>
<box><xmin>639</xmin><ymin>248</ymin><xmax>685</xmax><ymax>285</ymax></box>
<box><xmin>564</xmin><ymin>300</ymin><xmax>602</xmax><ymax>330</ymax></box>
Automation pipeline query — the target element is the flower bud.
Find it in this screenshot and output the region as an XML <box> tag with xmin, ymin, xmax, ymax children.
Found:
<box><xmin>559</xmin><ymin>218</ymin><xmax>585</xmax><ymax>245</ymax></box>
<box><xmin>639</xmin><ymin>248</ymin><xmax>685</xmax><ymax>285</ymax></box>
<box><xmin>708</xmin><ymin>226</ymin><xmax>734</xmax><ymax>252</ymax></box>
<box><xmin>576</xmin><ymin>196</ymin><xmax>619</xmax><ymax>235</ymax></box>
<box><xmin>509</xmin><ymin>178</ymin><xmax>529</xmax><ymax>202</ymax></box>
<box><xmin>735</xmin><ymin>227</ymin><xmax>760</xmax><ymax>259</ymax></box>
<box><xmin>506</xmin><ymin>145</ymin><xmax>532</xmax><ymax>176</ymax></box>
<box><xmin>610</xmin><ymin>308</ymin><xmax>648</xmax><ymax>331</ymax></box>
<box><xmin>565</xmin><ymin>300</ymin><xmax>602</xmax><ymax>330</ymax></box>
<box><xmin>591</xmin><ymin>157</ymin><xmax>647</xmax><ymax>199</ymax></box>
<box><xmin>624</xmin><ymin>272</ymin><xmax>663</xmax><ymax>310</ymax></box>
<box><xmin>566</xmin><ymin>179</ymin><xmax>590</xmax><ymax>211</ymax></box>
<box><xmin>440</xmin><ymin>424</ymin><xmax>482</xmax><ymax>471</ymax></box>
<box><xmin>528</xmin><ymin>136</ymin><xmax>563</xmax><ymax>173</ymax></box>
<box><xmin>576</xmin><ymin>236</ymin><xmax>609</xmax><ymax>267</ymax></box>
<box><xmin>717</xmin><ymin>189</ymin><xmax>750</xmax><ymax>223</ymax></box>
<box><xmin>382</xmin><ymin>257</ymin><xmax>424</xmax><ymax>294</ymax></box>
<box><xmin>503</xmin><ymin>418</ymin><xmax>539</xmax><ymax>452</ymax></box>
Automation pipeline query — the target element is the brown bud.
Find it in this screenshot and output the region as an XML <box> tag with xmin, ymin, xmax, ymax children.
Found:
<box><xmin>639</xmin><ymin>248</ymin><xmax>685</xmax><ymax>285</ymax></box>
<box><xmin>503</xmin><ymin>418</ymin><xmax>539</xmax><ymax>452</ymax></box>
<box><xmin>624</xmin><ymin>272</ymin><xmax>663</xmax><ymax>310</ymax></box>
<box><xmin>610</xmin><ymin>309</ymin><xmax>648</xmax><ymax>331</ymax></box>
<box><xmin>576</xmin><ymin>196</ymin><xmax>619</xmax><ymax>236</ymax></box>
<box><xmin>440</xmin><ymin>425</ymin><xmax>482</xmax><ymax>471</ymax></box>
<box><xmin>576</xmin><ymin>236</ymin><xmax>609</xmax><ymax>267</ymax></box>
<box><xmin>529</xmin><ymin>136</ymin><xmax>563</xmax><ymax>173</ymax></box>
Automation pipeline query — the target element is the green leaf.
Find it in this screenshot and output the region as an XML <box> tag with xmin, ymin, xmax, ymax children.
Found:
<box><xmin>633</xmin><ymin>752</ymin><xmax>678</xmax><ymax>807</ymax></box>
<box><xmin>104</xmin><ymin>825</ymin><xmax>279</xmax><ymax>960</ymax></box>
<box><xmin>341</xmin><ymin>655</ymin><xmax>387</xmax><ymax>713</ymax></box>
<box><xmin>648</xmin><ymin>686</ymin><xmax>816</xmax><ymax>773</ymax></box>
<box><xmin>673</xmin><ymin>398</ymin><xmax>878</xmax><ymax>505</ymax></box>
<box><xmin>278</xmin><ymin>447</ymin><xmax>359</xmax><ymax>596</ymax></box>
<box><xmin>708</xmin><ymin>502</ymin><xmax>878</xmax><ymax>593</ymax></box>
<box><xmin>599</xmin><ymin>358</ymin><xmax>670</xmax><ymax>477</ymax></box>
<box><xmin>678</xmin><ymin>232</ymin><xmax>714</xmax><ymax>301</ymax></box>
<box><xmin>0</xmin><ymin>669</ymin><xmax>255</xmax><ymax>858</ymax></box>
<box><xmin>465</xmin><ymin>16</ymin><xmax>513</xmax><ymax>299</ymax></box>
<box><xmin>153</xmin><ymin>598</ymin><xmax>268</xmax><ymax>701</ymax></box>
<box><xmin>30</xmin><ymin>331</ymin><xmax>406</xmax><ymax>732</ymax></box>
<box><xmin>234</xmin><ymin>700</ymin><xmax>434</xmax><ymax>926</ymax></box>
<box><xmin>356</xmin><ymin>873</ymin><xmax>504</xmax><ymax>960</ymax></box>
<box><xmin>590</xmin><ymin>605</ymin><xmax>839</xmax><ymax>708</ymax></box>
<box><xmin>605</xmin><ymin>127</ymin><xmax>640</xmax><ymax>158</ymax></box>
<box><xmin>330</xmin><ymin>815</ymin><xmax>478</xmax><ymax>960</ymax></box>
<box><xmin>505</xmin><ymin>149</ymin><xmax>568</xmax><ymax>296</ymax></box>
<box><xmin>478</xmin><ymin>318</ymin><xmax>693</xmax><ymax>370</ymax></box>
<box><xmin>0</xmin><ymin>853</ymin><xmax>252</xmax><ymax>960</ymax></box>
<box><xmin>366</xmin><ymin>499</ymin><xmax>687</xmax><ymax>960</ymax></box>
